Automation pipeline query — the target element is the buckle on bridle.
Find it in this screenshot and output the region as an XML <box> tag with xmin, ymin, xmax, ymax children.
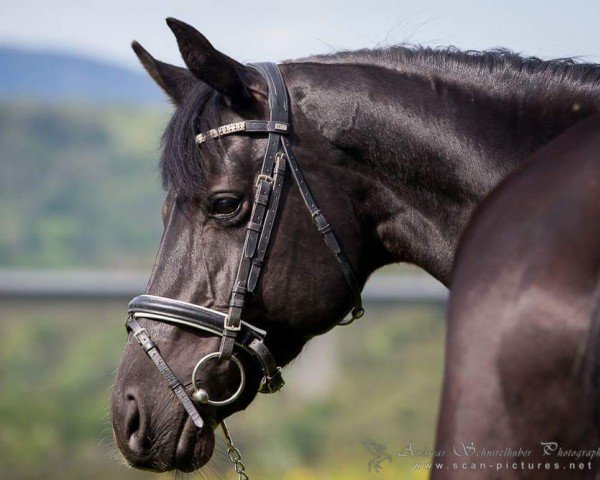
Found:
<box><xmin>132</xmin><ymin>327</ymin><xmax>149</xmax><ymax>343</ymax></box>
<box><xmin>254</xmin><ymin>174</ymin><xmax>273</xmax><ymax>188</ymax></box>
<box><xmin>224</xmin><ymin>323</ymin><xmax>242</xmax><ymax>333</ymax></box>
<box><xmin>258</xmin><ymin>367</ymin><xmax>285</xmax><ymax>394</ymax></box>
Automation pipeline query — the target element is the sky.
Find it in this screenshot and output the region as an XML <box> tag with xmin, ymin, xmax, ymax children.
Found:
<box><xmin>1</xmin><ymin>0</ymin><xmax>599</xmax><ymax>71</ymax></box>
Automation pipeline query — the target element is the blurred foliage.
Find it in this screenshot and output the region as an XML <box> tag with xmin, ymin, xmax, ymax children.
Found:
<box><xmin>0</xmin><ymin>301</ymin><xmax>444</xmax><ymax>479</ymax></box>
<box><xmin>0</xmin><ymin>101</ymin><xmax>168</xmax><ymax>268</ymax></box>
<box><xmin>0</xmin><ymin>100</ymin><xmax>418</xmax><ymax>275</ymax></box>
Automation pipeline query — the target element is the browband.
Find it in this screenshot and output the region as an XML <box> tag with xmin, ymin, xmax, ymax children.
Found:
<box><xmin>195</xmin><ymin>120</ymin><xmax>289</xmax><ymax>144</ymax></box>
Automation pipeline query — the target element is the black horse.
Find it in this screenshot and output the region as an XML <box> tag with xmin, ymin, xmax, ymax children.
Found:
<box><xmin>434</xmin><ymin>115</ymin><xmax>600</xmax><ymax>479</ymax></box>
<box><xmin>110</xmin><ymin>18</ymin><xmax>600</xmax><ymax>473</ymax></box>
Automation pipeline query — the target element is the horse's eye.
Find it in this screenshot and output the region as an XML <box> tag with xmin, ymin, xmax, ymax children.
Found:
<box><xmin>210</xmin><ymin>196</ymin><xmax>241</xmax><ymax>217</ymax></box>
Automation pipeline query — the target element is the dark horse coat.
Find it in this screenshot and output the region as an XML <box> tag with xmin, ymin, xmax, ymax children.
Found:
<box><xmin>436</xmin><ymin>115</ymin><xmax>600</xmax><ymax>479</ymax></box>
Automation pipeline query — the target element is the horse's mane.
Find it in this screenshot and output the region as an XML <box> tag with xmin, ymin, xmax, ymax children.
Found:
<box><xmin>161</xmin><ymin>45</ymin><xmax>600</xmax><ymax>198</ymax></box>
<box><xmin>292</xmin><ymin>45</ymin><xmax>600</xmax><ymax>88</ymax></box>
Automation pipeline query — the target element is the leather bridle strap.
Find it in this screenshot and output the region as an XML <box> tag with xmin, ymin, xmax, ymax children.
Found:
<box><xmin>127</xmin><ymin>294</ymin><xmax>284</xmax><ymax>394</ymax></box>
<box><xmin>126</xmin><ymin>316</ymin><xmax>204</xmax><ymax>428</ymax></box>
<box><xmin>219</xmin><ymin>62</ymin><xmax>290</xmax><ymax>360</ymax></box>
<box><xmin>196</xmin><ymin>62</ymin><xmax>364</xmax><ymax>361</ymax></box>
<box><xmin>247</xmin><ymin>155</ymin><xmax>286</xmax><ymax>292</ymax></box>
<box><xmin>243</xmin><ymin>63</ymin><xmax>363</xmax><ymax>320</ymax></box>
<box><xmin>245</xmin><ymin>63</ymin><xmax>290</xmax><ymax>294</ymax></box>
<box><xmin>281</xmin><ymin>136</ymin><xmax>364</xmax><ymax>321</ymax></box>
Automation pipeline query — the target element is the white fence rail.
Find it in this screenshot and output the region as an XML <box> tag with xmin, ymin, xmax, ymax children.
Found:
<box><xmin>0</xmin><ymin>269</ymin><xmax>448</xmax><ymax>304</ymax></box>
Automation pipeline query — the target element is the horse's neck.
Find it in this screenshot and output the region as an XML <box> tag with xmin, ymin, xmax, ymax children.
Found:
<box><xmin>284</xmin><ymin>59</ymin><xmax>600</xmax><ymax>285</ymax></box>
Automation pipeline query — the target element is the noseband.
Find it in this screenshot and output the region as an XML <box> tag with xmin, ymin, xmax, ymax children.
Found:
<box><xmin>125</xmin><ymin>63</ymin><xmax>363</xmax><ymax>430</ymax></box>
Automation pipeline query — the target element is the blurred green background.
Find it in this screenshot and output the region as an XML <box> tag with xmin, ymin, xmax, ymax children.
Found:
<box><xmin>0</xmin><ymin>100</ymin><xmax>445</xmax><ymax>479</ymax></box>
<box><xmin>0</xmin><ymin>300</ymin><xmax>444</xmax><ymax>480</ymax></box>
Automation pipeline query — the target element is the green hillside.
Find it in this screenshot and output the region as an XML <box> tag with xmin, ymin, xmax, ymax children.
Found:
<box><xmin>0</xmin><ymin>102</ymin><xmax>168</xmax><ymax>268</ymax></box>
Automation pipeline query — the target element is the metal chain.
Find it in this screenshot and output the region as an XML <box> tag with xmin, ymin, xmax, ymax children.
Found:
<box><xmin>221</xmin><ymin>420</ymin><xmax>249</xmax><ymax>480</ymax></box>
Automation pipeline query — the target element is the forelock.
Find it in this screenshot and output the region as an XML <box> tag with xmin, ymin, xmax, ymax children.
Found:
<box><xmin>159</xmin><ymin>82</ymin><xmax>224</xmax><ymax>199</ymax></box>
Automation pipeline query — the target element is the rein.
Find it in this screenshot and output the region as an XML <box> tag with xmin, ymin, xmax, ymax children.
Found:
<box><xmin>125</xmin><ymin>62</ymin><xmax>364</xmax><ymax>478</ymax></box>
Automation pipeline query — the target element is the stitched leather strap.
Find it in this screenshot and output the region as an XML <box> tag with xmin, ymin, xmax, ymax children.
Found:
<box><xmin>252</xmin><ymin>63</ymin><xmax>363</xmax><ymax>320</ymax></box>
<box><xmin>247</xmin><ymin>155</ymin><xmax>287</xmax><ymax>292</ymax></box>
<box><xmin>221</xmin><ymin>62</ymin><xmax>290</xmax><ymax>360</ymax></box>
<box><xmin>128</xmin><ymin>294</ymin><xmax>265</xmax><ymax>342</ymax></box>
<box><xmin>221</xmin><ymin>61</ymin><xmax>363</xmax><ymax>360</ymax></box>
<box><xmin>126</xmin><ymin>316</ymin><xmax>204</xmax><ymax>429</ymax></box>
<box><xmin>282</xmin><ymin>137</ymin><xmax>364</xmax><ymax>320</ymax></box>
<box><xmin>128</xmin><ymin>295</ymin><xmax>284</xmax><ymax>395</ymax></box>
<box><xmin>249</xmin><ymin>338</ymin><xmax>284</xmax><ymax>393</ymax></box>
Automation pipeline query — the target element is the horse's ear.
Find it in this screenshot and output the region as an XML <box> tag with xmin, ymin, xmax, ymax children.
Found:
<box><xmin>131</xmin><ymin>41</ymin><xmax>196</xmax><ymax>105</ymax></box>
<box><xmin>165</xmin><ymin>18</ymin><xmax>266</xmax><ymax>109</ymax></box>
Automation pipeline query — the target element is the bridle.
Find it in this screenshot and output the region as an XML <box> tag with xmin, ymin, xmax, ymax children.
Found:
<box><xmin>124</xmin><ymin>62</ymin><xmax>364</xmax><ymax>476</ymax></box>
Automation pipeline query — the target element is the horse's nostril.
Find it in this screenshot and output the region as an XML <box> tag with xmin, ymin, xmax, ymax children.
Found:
<box><xmin>124</xmin><ymin>391</ymin><xmax>150</xmax><ymax>458</ymax></box>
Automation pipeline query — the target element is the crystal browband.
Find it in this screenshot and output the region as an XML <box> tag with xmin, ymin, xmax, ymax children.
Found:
<box><xmin>195</xmin><ymin>120</ymin><xmax>289</xmax><ymax>144</ymax></box>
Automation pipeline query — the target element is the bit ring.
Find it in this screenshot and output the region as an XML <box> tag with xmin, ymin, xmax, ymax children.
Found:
<box><xmin>192</xmin><ymin>352</ymin><xmax>246</xmax><ymax>406</ymax></box>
